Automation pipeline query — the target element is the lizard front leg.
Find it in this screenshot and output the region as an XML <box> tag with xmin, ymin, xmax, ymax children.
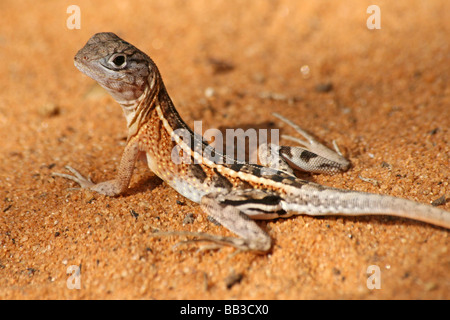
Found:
<box><xmin>53</xmin><ymin>137</ymin><xmax>140</xmax><ymax>196</ymax></box>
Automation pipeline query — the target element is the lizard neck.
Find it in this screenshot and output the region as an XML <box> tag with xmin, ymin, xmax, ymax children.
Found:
<box><xmin>121</xmin><ymin>74</ymin><xmax>160</xmax><ymax>139</ymax></box>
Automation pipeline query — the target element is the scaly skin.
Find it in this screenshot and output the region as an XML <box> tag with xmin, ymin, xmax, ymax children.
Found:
<box><xmin>53</xmin><ymin>33</ymin><xmax>449</xmax><ymax>252</ymax></box>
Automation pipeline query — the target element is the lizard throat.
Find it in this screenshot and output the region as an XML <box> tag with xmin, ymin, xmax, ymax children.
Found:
<box><xmin>121</xmin><ymin>75</ymin><xmax>159</xmax><ymax>139</ymax></box>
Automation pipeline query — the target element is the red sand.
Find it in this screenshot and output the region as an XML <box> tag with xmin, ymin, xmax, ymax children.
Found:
<box><xmin>0</xmin><ymin>0</ymin><xmax>448</xmax><ymax>299</ymax></box>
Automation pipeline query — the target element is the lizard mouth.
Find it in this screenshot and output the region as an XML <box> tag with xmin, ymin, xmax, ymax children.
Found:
<box><xmin>73</xmin><ymin>55</ymin><xmax>90</xmax><ymax>74</ymax></box>
<box><xmin>73</xmin><ymin>58</ymin><xmax>83</xmax><ymax>70</ymax></box>
<box><xmin>73</xmin><ymin>58</ymin><xmax>94</xmax><ymax>79</ymax></box>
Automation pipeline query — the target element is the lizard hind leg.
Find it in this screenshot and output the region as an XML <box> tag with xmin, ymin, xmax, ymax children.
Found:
<box><xmin>152</xmin><ymin>190</ymin><xmax>284</xmax><ymax>253</ymax></box>
<box><xmin>272</xmin><ymin>112</ymin><xmax>350</xmax><ymax>174</ymax></box>
<box><xmin>200</xmin><ymin>190</ymin><xmax>277</xmax><ymax>252</ymax></box>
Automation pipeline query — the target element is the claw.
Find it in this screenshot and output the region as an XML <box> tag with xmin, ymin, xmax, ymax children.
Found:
<box><xmin>150</xmin><ymin>231</ymin><xmax>258</xmax><ymax>252</ymax></box>
<box><xmin>273</xmin><ymin>112</ymin><xmax>317</xmax><ymax>145</ymax></box>
<box><xmin>52</xmin><ymin>166</ymin><xmax>95</xmax><ymax>189</ymax></box>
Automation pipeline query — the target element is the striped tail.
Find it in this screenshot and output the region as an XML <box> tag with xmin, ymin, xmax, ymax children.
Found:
<box><xmin>283</xmin><ymin>185</ymin><xmax>450</xmax><ymax>229</ymax></box>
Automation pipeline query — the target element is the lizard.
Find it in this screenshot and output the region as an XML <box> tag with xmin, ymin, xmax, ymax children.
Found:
<box><xmin>53</xmin><ymin>32</ymin><xmax>450</xmax><ymax>253</ymax></box>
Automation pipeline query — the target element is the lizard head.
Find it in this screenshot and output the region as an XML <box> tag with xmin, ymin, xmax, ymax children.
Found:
<box><xmin>74</xmin><ymin>32</ymin><xmax>157</xmax><ymax>104</ymax></box>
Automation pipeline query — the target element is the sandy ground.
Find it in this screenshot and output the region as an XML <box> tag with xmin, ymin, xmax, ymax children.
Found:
<box><xmin>0</xmin><ymin>0</ymin><xmax>449</xmax><ymax>299</ymax></box>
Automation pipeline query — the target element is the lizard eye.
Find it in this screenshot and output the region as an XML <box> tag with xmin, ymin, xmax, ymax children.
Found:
<box><xmin>108</xmin><ymin>53</ymin><xmax>127</xmax><ymax>68</ymax></box>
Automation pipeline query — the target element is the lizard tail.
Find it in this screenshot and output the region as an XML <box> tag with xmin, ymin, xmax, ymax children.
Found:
<box><xmin>283</xmin><ymin>186</ymin><xmax>450</xmax><ymax>229</ymax></box>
